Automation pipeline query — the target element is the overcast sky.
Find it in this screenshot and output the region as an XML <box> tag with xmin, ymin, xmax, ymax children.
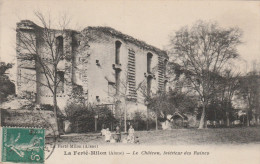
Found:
<box><xmin>1</xmin><ymin>0</ymin><xmax>260</xmax><ymax>72</ymax></box>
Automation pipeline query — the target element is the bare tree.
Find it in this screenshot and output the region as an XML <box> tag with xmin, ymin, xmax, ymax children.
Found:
<box><xmin>16</xmin><ymin>11</ymin><xmax>75</xmax><ymax>135</ymax></box>
<box><xmin>147</xmin><ymin>91</ymin><xmax>170</xmax><ymax>130</ymax></box>
<box><xmin>137</xmin><ymin>75</ymin><xmax>154</xmax><ymax>130</ymax></box>
<box><xmin>107</xmin><ymin>63</ymin><xmax>162</xmax><ymax>131</ymax></box>
<box><xmin>137</xmin><ymin>68</ymin><xmax>174</xmax><ymax>130</ymax></box>
<box><xmin>218</xmin><ymin>69</ymin><xmax>240</xmax><ymax>126</ymax></box>
<box><xmin>136</xmin><ymin>64</ymin><xmax>165</xmax><ymax>130</ymax></box>
<box><xmin>106</xmin><ymin>71</ymin><xmax>134</xmax><ymax>132</ymax></box>
<box><xmin>237</xmin><ymin>70</ymin><xmax>260</xmax><ymax>126</ymax></box>
<box><xmin>169</xmin><ymin>20</ymin><xmax>242</xmax><ymax>129</ymax></box>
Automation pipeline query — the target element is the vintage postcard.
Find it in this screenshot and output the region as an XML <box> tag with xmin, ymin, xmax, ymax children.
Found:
<box><xmin>0</xmin><ymin>0</ymin><xmax>260</xmax><ymax>164</ymax></box>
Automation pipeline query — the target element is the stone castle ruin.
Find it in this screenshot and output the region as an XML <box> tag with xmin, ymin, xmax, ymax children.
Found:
<box><xmin>16</xmin><ymin>20</ymin><xmax>168</xmax><ymax>119</ymax></box>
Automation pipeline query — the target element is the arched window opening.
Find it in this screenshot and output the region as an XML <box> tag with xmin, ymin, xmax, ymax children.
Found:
<box><xmin>115</xmin><ymin>41</ymin><xmax>122</xmax><ymax>64</ymax></box>
<box><xmin>56</xmin><ymin>36</ymin><xmax>64</xmax><ymax>59</ymax></box>
<box><xmin>115</xmin><ymin>41</ymin><xmax>122</xmax><ymax>96</ymax></box>
<box><xmin>147</xmin><ymin>53</ymin><xmax>153</xmax><ymax>73</ymax></box>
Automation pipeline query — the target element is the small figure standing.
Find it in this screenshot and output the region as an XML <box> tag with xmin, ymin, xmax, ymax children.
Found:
<box><xmin>105</xmin><ymin>128</ymin><xmax>111</xmax><ymax>142</ymax></box>
<box><xmin>101</xmin><ymin>124</ymin><xmax>106</xmax><ymax>136</ymax></box>
<box><xmin>114</xmin><ymin>125</ymin><xmax>121</xmax><ymax>142</ymax></box>
<box><xmin>126</xmin><ymin>122</ymin><xmax>131</xmax><ymax>134</ymax></box>
<box><xmin>127</xmin><ymin>125</ymin><xmax>135</xmax><ymax>143</ymax></box>
<box><xmin>110</xmin><ymin>137</ymin><xmax>116</xmax><ymax>143</ymax></box>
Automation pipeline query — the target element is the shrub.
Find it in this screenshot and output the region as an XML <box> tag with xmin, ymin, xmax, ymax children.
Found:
<box><xmin>65</xmin><ymin>104</ymin><xmax>118</xmax><ymax>133</ymax></box>
<box><xmin>97</xmin><ymin>106</ymin><xmax>118</xmax><ymax>131</ymax></box>
<box><xmin>133</xmin><ymin>111</ymin><xmax>147</xmax><ymax>131</ymax></box>
<box><xmin>65</xmin><ymin>104</ymin><xmax>95</xmax><ymax>133</ymax></box>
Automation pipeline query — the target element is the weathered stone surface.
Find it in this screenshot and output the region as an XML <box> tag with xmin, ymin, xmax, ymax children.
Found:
<box><xmin>16</xmin><ymin>20</ymin><xmax>168</xmax><ymax>117</ymax></box>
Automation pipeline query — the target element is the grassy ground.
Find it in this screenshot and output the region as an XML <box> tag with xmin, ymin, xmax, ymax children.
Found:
<box><xmin>54</xmin><ymin>126</ymin><xmax>260</xmax><ymax>145</ymax></box>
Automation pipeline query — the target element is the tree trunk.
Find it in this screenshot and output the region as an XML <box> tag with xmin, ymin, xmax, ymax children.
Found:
<box><xmin>255</xmin><ymin>114</ymin><xmax>258</xmax><ymax>125</ymax></box>
<box><xmin>53</xmin><ymin>92</ymin><xmax>60</xmax><ymax>137</ymax></box>
<box><xmin>94</xmin><ymin>117</ymin><xmax>97</xmax><ymax>131</ymax></box>
<box><xmin>226</xmin><ymin>112</ymin><xmax>230</xmax><ymax>127</ymax></box>
<box><xmin>246</xmin><ymin>110</ymin><xmax>250</xmax><ymax>127</ymax></box>
<box><xmin>155</xmin><ymin>114</ymin><xmax>158</xmax><ymax>131</ymax></box>
<box><xmin>155</xmin><ymin>108</ymin><xmax>159</xmax><ymax>130</ymax></box>
<box><xmin>124</xmin><ymin>105</ymin><xmax>127</xmax><ymax>133</ymax></box>
<box><xmin>146</xmin><ymin>108</ymin><xmax>149</xmax><ymax>131</ymax></box>
<box><xmin>53</xmin><ymin>65</ymin><xmax>60</xmax><ymax>137</ymax></box>
<box><xmin>198</xmin><ymin>104</ymin><xmax>206</xmax><ymax>129</ymax></box>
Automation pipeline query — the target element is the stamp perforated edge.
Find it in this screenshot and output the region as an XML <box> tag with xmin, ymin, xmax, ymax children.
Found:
<box><xmin>1</xmin><ymin>126</ymin><xmax>45</xmax><ymax>129</ymax></box>
<box><xmin>0</xmin><ymin>127</ymin><xmax>2</xmax><ymax>162</ymax></box>
<box><xmin>1</xmin><ymin>126</ymin><xmax>46</xmax><ymax>163</ymax></box>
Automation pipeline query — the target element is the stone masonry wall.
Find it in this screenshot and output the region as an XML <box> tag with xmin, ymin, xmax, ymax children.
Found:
<box><xmin>16</xmin><ymin>20</ymin><xmax>168</xmax><ymax>118</ymax></box>
<box><xmin>83</xmin><ymin>29</ymin><xmax>168</xmax><ymax>117</ymax></box>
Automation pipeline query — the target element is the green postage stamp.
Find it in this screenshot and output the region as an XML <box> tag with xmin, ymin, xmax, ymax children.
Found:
<box><xmin>1</xmin><ymin>127</ymin><xmax>45</xmax><ymax>163</ymax></box>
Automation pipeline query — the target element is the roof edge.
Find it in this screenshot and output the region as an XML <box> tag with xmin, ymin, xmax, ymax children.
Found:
<box><xmin>83</xmin><ymin>26</ymin><xmax>168</xmax><ymax>58</ymax></box>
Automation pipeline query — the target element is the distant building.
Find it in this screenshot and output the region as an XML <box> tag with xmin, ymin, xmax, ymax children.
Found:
<box><xmin>16</xmin><ymin>20</ymin><xmax>168</xmax><ymax>118</ymax></box>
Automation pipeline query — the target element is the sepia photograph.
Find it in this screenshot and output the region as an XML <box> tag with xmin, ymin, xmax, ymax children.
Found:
<box><xmin>0</xmin><ymin>0</ymin><xmax>260</xmax><ymax>163</ymax></box>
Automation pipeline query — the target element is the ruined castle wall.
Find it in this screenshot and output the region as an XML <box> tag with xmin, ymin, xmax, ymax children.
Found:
<box><xmin>16</xmin><ymin>21</ymin><xmax>77</xmax><ymax>112</ymax></box>
<box><xmin>35</xmin><ymin>31</ymin><xmax>75</xmax><ymax>112</ymax></box>
<box><xmin>85</xmin><ymin>30</ymin><xmax>166</xmax><ymax>115</ymax></box>
<box><xmin>69</xmin><ymin>32</ymin><xmax>90</xmax><ymax>106</ymax></box>
<box><xmin>16</xmin><ymin>25</ymin><xmax>37</xmax><ymax>100</ymax></box>
<box><xmin>16</xmin><ymin>21</ymin><xmax>168</xmax><ymax>116</ymax></box>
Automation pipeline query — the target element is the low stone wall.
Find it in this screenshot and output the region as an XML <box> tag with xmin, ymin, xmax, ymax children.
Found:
<box><xmin>0</xmin><ymin>109</ymin><xmax>58</xmax><ymax>136</ymax></box>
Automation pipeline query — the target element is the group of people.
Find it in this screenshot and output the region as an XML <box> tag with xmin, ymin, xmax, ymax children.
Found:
<box><xmin>101</xmin><ymin>124</ymin><xmax>138</xmax><ymax>144</ymax></box>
